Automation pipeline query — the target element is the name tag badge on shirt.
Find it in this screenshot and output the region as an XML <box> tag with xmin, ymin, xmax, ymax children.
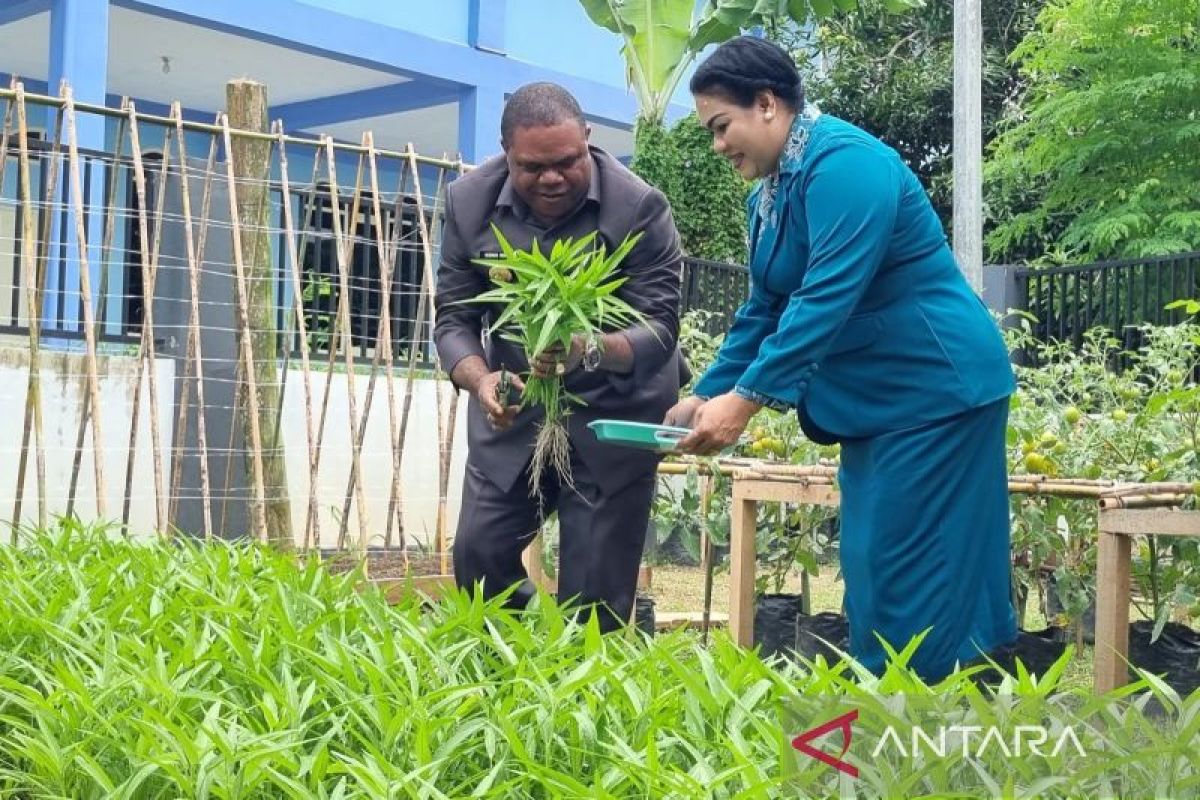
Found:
<box><xmin>479</xmin><ymin>250</ymin><xmax>514</xmax><ymax>283</ymax></box>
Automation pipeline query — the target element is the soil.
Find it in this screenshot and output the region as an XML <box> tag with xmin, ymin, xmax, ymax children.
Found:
<box><xmin>320</xmin><ymin>550</ymin><xmax>450</xmax><ymax>580</ymax></box>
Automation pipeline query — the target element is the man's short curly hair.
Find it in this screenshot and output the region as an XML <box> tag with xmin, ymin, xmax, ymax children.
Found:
<box><xmin>500</xmin><ymin>82</ymin><xmax>587</xmax><ymax>147</ymax></box>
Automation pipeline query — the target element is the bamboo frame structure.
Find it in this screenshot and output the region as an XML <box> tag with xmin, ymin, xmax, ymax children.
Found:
<box><xmin>1</xmin><ymin>83</ymin><xmax>470</xmax><ymax>561</ymax></box>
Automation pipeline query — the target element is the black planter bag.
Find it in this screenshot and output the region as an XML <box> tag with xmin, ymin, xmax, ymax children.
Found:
<box><xmin>968</xmin><ymin>627</ymin><xmax>1068</xmax><ymax>686</ymax></box>
<box><xmin>754</xmin><ymin>593</ymin><xmax>803</xmax><ymax>659</ymax></box>
<box><xmin>1128</xmin><ymin>620</ymin><xmax>1200</xmax><ymax>697</ymax></box>
<box><xmin>634</xmin><ymin>594</ymin><xmax>656</xmax><ymax>637</ymax></box>
<box><xmin>795</xmin><ymin>612</ymin><xmax>850</xmax><ymax>663</ymax></box>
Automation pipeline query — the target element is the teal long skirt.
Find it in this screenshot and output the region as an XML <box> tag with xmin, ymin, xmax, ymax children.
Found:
<box><xmin>837</xmin><ymin>397</ymin><xmax>1018</xmax><ymax>681</ymax></box>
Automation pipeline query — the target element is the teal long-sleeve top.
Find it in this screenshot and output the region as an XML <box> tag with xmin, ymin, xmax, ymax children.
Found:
<box><xmin>693</xmin><ymin>113</ymin><xmax>1014</xmax><ymax>439</ymax></box>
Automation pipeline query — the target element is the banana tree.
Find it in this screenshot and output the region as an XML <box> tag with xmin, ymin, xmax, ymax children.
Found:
<box><xmin>579</xmin><ymin>0</ymin><xmax>915</xmax><ymax>125</ymax></box>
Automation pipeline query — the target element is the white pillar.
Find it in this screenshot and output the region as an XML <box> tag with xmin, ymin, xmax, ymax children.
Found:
<box><xmin>953</xmin><ymin>0</ymin><xmax>983</xmax><ymax>293</ymax></box>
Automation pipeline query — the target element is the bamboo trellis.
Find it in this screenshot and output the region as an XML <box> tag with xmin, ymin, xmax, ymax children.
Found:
<box><xmin>0</xmin><ymin>82</ymin><xmax>467</xmax><ymax>566</ymax></box>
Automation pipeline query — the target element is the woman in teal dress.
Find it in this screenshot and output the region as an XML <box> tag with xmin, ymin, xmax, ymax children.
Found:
<box><xmin>667</xmin><ymin>36</ymin><xmax>1018</xmax><ymax>681</ymax></box>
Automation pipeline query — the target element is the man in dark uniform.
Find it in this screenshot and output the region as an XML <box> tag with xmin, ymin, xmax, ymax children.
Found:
<box><xmin>434</xmin><ymin>82</ymin><xmax>686</xmax><ymax>631</ymax></box>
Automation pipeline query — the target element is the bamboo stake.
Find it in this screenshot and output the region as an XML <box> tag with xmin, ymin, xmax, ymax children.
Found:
<box><xmin>61</xmin><ymin>86</ymin><xmax>108</xmax><ymax>520</ymax></box>
<box><xmin>1100</xmin><ymin>494</ymin><xmax>1190</xmax><ymax>510</ymax></box>
<box><xmin>405</xmin><ymin>143</ymin><xmax>451</xmax><ymax>572</ymax></box>
<box><xmin>390</xmin><ymin>158</ymin><xmax>450</xmax><ymax>560</ymax></box>
<box><xmin>275</xmin><ymin>122</ymin><xmax>321</xmax><ymax>551</ymax></box>
<box><xmin>1101</xmin><ymin>482</ymin><xmax>1195</xmax><ymax>498</ymax></box>
<box><xmin>339</xmin><ymin>131</ymin><xmax>410</xmax><ymax>559</ymax></box>
<box><xmin>166</xmin><ymin>105</ymin><xmax>218</xmax><ymax>539</ymax></box>
<box><xmin>700</xmin><ymin>474</ymin><xmax>715</xmax><ymax>643</ymax></box>
<box><xmin>313</xmin><ymin>148</ymin><xmax>365</xmax><ymax>551</ymax></box>
<box><xmin>220</xmin><ymin>112</ymin><xmax>270</xmax><ymax>542</ymax></box>
<box><xmin>119</xmin><ymin>101</ymin><xmax>170</xmax><ymax>535</ymax></box>
<box><xmin>323</xmin><ymin>136</ymin><xmax>370</xmax><ymax>554</ymax></box>
<box><xmin>1</xmin><ymin>81</ymin><xmax>21</xmax><ymax>529</ymax></box>
<box><xmin>380</xmin><ymin>148</ymin><xmax>412</xmax><ymax>552</ymax></box>
<box><xmin>66</xmin><ymin>104</ymin><xmax>128</xmax><ymax>520</ymax></box>
<box><xmin>267</xmin><ymin>157</ymin><xmax>323</xmax><ymax>463</ymax></box>
<box><xmin>334</xmin><ymin>135</ymin><xmax>394</xmax><ymax>551</ymax></box>
<box><xmin>11</xmin><ymin>83</ymin><xmax>51</xmax><ymax>532</ymax></box>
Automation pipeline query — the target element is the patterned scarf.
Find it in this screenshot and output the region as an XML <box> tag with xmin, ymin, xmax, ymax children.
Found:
<box><xmin>755</xmin><ymin>104</ymin><xmax>822</xmax><ymax>250</ymax></box>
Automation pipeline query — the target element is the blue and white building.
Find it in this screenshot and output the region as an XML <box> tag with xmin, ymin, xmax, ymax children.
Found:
<box><xmin>0</xmin><ymin>0</ymin><xmax>694</xmax><ymax>162</ymax></box>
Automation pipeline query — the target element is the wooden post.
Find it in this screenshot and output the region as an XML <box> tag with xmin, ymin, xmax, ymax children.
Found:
<box><xmin>1094</xmin><ymin>508</ymin><xmax>1200</xmax><ymax>692</ymax></box>
<box><xmin>953</xmin><ymin>0</ymin><xmax>983</xmax><ymax>292</ymax></box>
<box><xmin>226</xmin><ymin>80</ymin><xmax>291</xmax><ymax>548</ymax></box>
<box><xmin>729</xmin><ymin>488</ymin><xmax>758</xmax><ymax>648</ymax></box>
<box><xmin>1094</xmin><ymin>524</ymin><xmax>1131</xmax><ymax>694</ymax></box>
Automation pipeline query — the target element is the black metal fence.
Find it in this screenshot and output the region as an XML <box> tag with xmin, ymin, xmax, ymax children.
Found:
<box><xmin>680</xmin><ymin>256</ymin><xmax>749</xmax><ymax>334</ymax></box>
<box><xmin>1015</xmin><ymin>251</ymin><xmax>1200</xmax><ymax>351</ymax></box>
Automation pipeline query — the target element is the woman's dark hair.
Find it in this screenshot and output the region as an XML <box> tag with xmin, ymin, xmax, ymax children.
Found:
<box><xmin>689</xmin><ymin>36</ymin><xmax>803</xmax><ymax>111</ymax></box>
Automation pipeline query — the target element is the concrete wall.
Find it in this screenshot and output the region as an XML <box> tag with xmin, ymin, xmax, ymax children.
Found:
<box><xmin>279</xmin><ymin>370</ymin><xmax>468</xmax><ymax>551</ymax></box>
<box><xmin>0</xmin><ymin>342</ymin><xmax>470</xmax><ymax>548</ymax></box>
<box><xmin>0</xmin><ymin>345</ymin><xmax>175</xmax><ymax>536</ymax></box>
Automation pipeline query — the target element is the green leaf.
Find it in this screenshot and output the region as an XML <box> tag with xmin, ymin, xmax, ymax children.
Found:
<box><xmin>616</xmin><ymin>0</ymin><xmax>695</xmax><ymax>91</ymax></box>
<box><xmin>578</xmin><ymin>0</ymin><xmax>621</xmax><ymax>32</ymax></box>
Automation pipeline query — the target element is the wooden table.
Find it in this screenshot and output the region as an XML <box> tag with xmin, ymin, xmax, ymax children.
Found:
<box><xmin>719</xmin><ymin>463</ymin><xmax>1196</xmax><ymax>695</ymax></box>
<box><xmin>1093</xmin><ymin>505</ymin><xmax>1200</xmax><ymax>692</ymax></box>
<box><xmin>728</xmin><ymin>471</ymin><xmax>840</xmax><ymax>647</ymax></box>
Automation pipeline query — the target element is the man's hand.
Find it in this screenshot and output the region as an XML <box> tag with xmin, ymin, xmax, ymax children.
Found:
<box><xmin>675</xmin><ymin>393</ymin><xmax>761</xmax><ymax>456</ymax></box>
<box><xmin>530</xmin><ymin>335</ymin><xmax>584</xmax><ymax>379</ymax></box>
<box><xmin>475</xmin><ymin>370</ymin><xmax>525</xmax><ymax>431</ymax></box>
<box><xmin>663</xmin><ymin>395</ymin><xmax>705</xmax><ymax>428</ymax></box>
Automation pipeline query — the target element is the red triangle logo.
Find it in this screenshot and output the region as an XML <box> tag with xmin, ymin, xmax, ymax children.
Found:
<box><xmin>791</xmin><ymin>709</ymin><xmax>859</xmax><ymax>778</ymax></box>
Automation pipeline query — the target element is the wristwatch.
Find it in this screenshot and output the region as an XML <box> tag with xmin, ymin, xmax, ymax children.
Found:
<box><xmin>581</xmin><ymin>338</ymin><xmax>603</xmax><ymax>372</ymax></box>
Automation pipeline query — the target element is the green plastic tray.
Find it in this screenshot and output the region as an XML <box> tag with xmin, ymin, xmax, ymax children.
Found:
<box><xmin>587</xmin><ymin>419</ymin><xmax>692</xmax><ymax>452</ymax></box>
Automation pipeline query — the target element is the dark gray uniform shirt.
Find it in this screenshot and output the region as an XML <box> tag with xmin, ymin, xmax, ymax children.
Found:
<box><xmin>434</xmin><ymin>145</ymin><xmax>686</xmax><ymax>496</ymax></box>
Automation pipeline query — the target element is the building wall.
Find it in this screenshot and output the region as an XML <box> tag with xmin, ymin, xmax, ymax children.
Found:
<box><xmin>295</xmin><ymin>1</ymin><xmax>472</xmax><ymax>46</ymax></box>
<box><xmin>504</xmin><ymin>2</ymin><xmax>629</xmax><ymax>87</ymax></box>
<box><xmin>0</xmin><ymin>346</ymin><xmax>175</xmax><ymax>537</ymax></box>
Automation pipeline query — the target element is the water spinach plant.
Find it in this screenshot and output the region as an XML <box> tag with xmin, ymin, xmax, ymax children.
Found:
<box><xmin>468</xmin><ymin>225</ymin><xmax>648</xmax><ymax>493</ymax></box>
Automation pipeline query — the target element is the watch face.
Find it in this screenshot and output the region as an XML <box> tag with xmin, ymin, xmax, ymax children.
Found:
<box><xmin>584</xmin><ymin>343</ymin><xmax>602</xmax><ymax>370</ymax></box>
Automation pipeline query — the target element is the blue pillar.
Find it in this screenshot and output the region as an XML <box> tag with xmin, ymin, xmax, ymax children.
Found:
<box><xmin>468</xmin><ymin>0</ymin><xmax>506</xmax><ymax>54</ymax></box>
<box><xmin>46</xmin><ymin>0</ymin><xmax>109</xmax><ymax>337</ymax></box>
<box><xmin>458</xmin><ymin>85</ymin><xmax>505</xmax><ymax>164</ymax></box>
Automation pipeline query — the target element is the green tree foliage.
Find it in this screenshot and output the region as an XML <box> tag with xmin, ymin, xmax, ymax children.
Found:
<box><xmin>631</xmin><ymin>115</ymin><xmax>750</xmax><ymax>263</ymax></box>
<box><xmin>578</xmin><ymin>0</ymin><xmax>914</xmax><ymax>125</ymax></box>
<box><xmin>986</xmin><ymin>0</ymin><xmax>1200</xmax><ymax>262</ymax></box>
<box><xmin>791</xmin><ymin>0</ymin><xmax>1043</xmax><ymax>232</ymax></box>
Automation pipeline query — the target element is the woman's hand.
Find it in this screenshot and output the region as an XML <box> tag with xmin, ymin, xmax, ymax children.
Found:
<box><xmin>675</xmin><ymin>393</ymin><xmax>760</xmax><ymax>456</ymax></box>
<box><xmin>663</xmin><ymin>395</ymin><xmax>705</xmax><ymax>428</ymax></box>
